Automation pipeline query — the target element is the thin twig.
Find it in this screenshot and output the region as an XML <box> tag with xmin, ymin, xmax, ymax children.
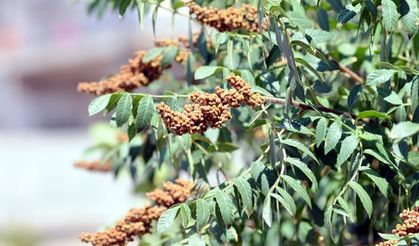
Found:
<box><xmin>322</xmin><ymin>54</ymin><xmax>364</xmax><ymax>84</ymax></box>
<box><xmin>263</xmin><ymin>96</ymin><xmax>356</xmax><ymax>118</ymax></box>
<box><xmin>131</xmin><ymin>93</ymin><xmax>190</xmax><ymax>98</ymax></box>
<box><xmin>151</xmin><ymin>2</ymin><xmax>190</xmax><ymax>19</ymax></box>
<box><xmin>336</xmin><ymin>62</ymin><xmax>364</xmax><ymax>84</ymax></box>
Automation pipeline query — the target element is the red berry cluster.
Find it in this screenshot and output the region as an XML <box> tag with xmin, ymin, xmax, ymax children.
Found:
<box><xmin>79</xmin><ymin>179</ymin><xmax>194</xmax><ymax>246</ymax></box>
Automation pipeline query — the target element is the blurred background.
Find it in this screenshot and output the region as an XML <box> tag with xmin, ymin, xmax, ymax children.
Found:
<box><xmin>0</xmin><ymin>0</ymin><xmax>189</xmax><ymax>245</ymax></box>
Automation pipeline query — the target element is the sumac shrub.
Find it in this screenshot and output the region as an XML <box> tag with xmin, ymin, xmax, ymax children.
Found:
<box><xmin>75</xmin><ymin>0</ymin><xmax>419</xmax><ymax>245</ymax></box>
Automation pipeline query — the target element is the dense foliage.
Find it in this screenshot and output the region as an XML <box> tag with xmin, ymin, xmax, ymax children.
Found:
<box><xmin>76</xmin><ymin>0</ymin><xmax>419</xmax><ymax>245</ymax></box>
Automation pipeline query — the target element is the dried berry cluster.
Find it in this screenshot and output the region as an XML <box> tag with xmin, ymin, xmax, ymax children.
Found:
<box><xmin>80</xmin><ymin>179</ymin><xmax>194</xmax><ymax>246</ymax></box>
<box><xmin>155</xmin><ymin>32</ymin><xmax>210</xmax><ymax>49</ymax></box>
<box><xmin>187</xmin><ymin>2</ymin><xmax>268</xmax><ymax>32</ymax></box>
<box><xmin>74</xmin><ymin>160</ymin><xmax>112</xmax><ymax>172</ymax></box>
<box><xmin>155</xmin><ymin>33</ymin><xmax>211</xmax><ymax>64</ymax></box>
<box><xmin>157</xmin><ymin>74</ymin><xmax>263</xmax><ymax>135</ymax></box>
<box><xmin>77</xmin><ymin>51</ymin><xmax>164</xmax><ymax>96</ymax></box>
<box><xmin>375</xmin><ymin>206</ymin><xmax>419</xmax><ymax>246</ymax></box>
<box><xmin>146</xmin><ymin>178</ymin><xmax>195</xmax><ymax>207</ymax></box>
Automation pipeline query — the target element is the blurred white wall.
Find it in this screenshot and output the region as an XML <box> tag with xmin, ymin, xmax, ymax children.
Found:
<box><xmin>0</xmin><ymin>0</ymin><xmax>192</xmax><ymax>245</ymax></box>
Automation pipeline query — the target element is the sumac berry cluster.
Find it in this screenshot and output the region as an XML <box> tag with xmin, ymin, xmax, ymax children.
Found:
<box><xmin>79</xmin><ymin>179</ymin><xmax>194</xmax><ymax>246</ymax></box>
<box><xmin>187</xmin><ymin>1</ymin><xmax>268</xmax><ymax>32</ymax></box>
<box><xmin>77</xmin><ymin>51</ymin><xmax>164</xmax><ymax>96</ymax></box>
<box><xmin>157</xmin><ymin>74</ymin><xmax>263</xmax><ymax>135</ymax></box>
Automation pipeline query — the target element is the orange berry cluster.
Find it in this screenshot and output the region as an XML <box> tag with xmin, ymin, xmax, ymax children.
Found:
<box><xmin>155</xmin><ymin>32</ymin><xmax>209</xmax><ymax>49</ymax></box>
<box><xmin>155</xmin><ymin>38</ymin><xmax>189</xmax><ymax>64</ymax></box>
<box><xmin>187</xmin><ymin>2</ymin><xmax>268</xmax><ymax>32</ymax></box>
<box><xmin>156</xmin><ymin>74</ymin><xmax>263</xmax><ymax>135</ymax></box>
<box><xmin>375</xmin><ymin>206</ymin><xmax>419</xmax><ymax>246</ymax></box>
<box><xmin>74</xmin><ymin>160</ymin><xmax>112</xmax><ymax>172</ymax></box>
<box><xmin>146</xmin><ymin>178</ymin><xmax>195</xmax><ymax>207</ymax></box>
<box><xmin>155</xmin><ymin>33</ymin><xmax>211</xmax><ymax>64</ymax></box>
<box><xmin>77</xmin><ymin>51</ymin><xmax>164</xmax><ymax>96</ymax></box>
<box><xmin>80</xmin><ymin>179</ymin><xmax>194</xmax><ymax>246</ymax></box>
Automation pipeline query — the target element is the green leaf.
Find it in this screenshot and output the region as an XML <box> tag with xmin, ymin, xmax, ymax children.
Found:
<box><xmin>305</xmin><ymin>29</ymin><xmax>333</xmax><ymax>43</ymax></box>
<box><xmin>383</xmin><ymin>91</ymin><xmax>403</xmax><ymax>105</ymax></box>
<box><xmin>142</xmin><ymin>47</ymin><xmax>163</xmax><ymax>63</ymax></box>
<box><xmin>275</xmin><ymin>187</ymin><xmax>297</xmax><ymax>216</ymax></box>
<box><xmin>194</xmin><ymin>66</ymin><xmax>219</xmax><ymax>80</ymax></box>
<box><xmin>364</xmin><ymin>149</ymin><xmax>391</xmax><ymax>165</ymax></box>
<box><xmin>361</xmin><ymin>132</ymin><xmax>383</xmax><ymax>142</ymax></box>
<box><xmin>180</xmin><ymin>203</ymin><xmax>192</xmax><ymax>228</ymax></box>
<box><xmin>215</xmin><ymin>32</ymin><xmax>229</xmax><ymax>54</ymax></box>
<box><xmin>295</xmin><ymin>58</ymin><xmax>324</xmax><ymax>82</ymax></box>
<box><xmin>356</xmin><ymin>110</ymin><xmax>390</xmax><ymax>120</ymax></box>
<box><xmin>119</xmin><ymin>0</ymin><xmax>132</xmax><ymax>17</ymax></box>
<box><xmin>269</xmin><ymin>130</ymin><xmax>276</xmax><ymax>168</ymax></box>
<box><xmin>151</xmin><ymin>5</ymin><xmax>158</xmax><ymax>38</ymax></box>
<box><xmin>282</xmin><ymin>139</ymin><xmax>318</xmax><ymax>163</ymax></box>
<box><xmin>161</xmin><ymin>46</ymin><xmax>179</xmax><ymax>67</ymax></box>
<box><xmin>253</xmin><ymin>86</ymin><xmax>274</xmax><ymax>97</ymax></box>
<box><xmin>411</xmin><ymin>76</ymin><xmax>418</xmax><ymax>112</ymax></box>
<box><xmin>325</xmin><ymin>122</ymin><xmax>342</xmax><ymax>154</ymax></box>
<box><xmin>391</xmin><ymin>122</ymin><xmax>419</xmax><ymax>139</ymax></box>
<box><xmin>337</xmin><ymin>4</ymin><xmax>361</xmax><ymax>26</ymax></box>
<box><xmin>366</xmin><ymin>69</ymin><xmax>395</xmax><ymax>86</ymax></box>
<box><xmin>288</xmin><ymin>11</ymin><xmax>312</xmax><ymax>30</ymax></box>
<box><xmin>361</xmin><ymin>167</ymin><xmax>389</xmax><ymax>198</ymax></box>
<box><xmin>332</xmin><ymin>206</ymin><xmax>351</xmax><ymax>218</ymax></box>
<box><xmin>281</xmin><ymin>121</ymin><xmax>314</xmax><ymax>135</ymax></box>
<box><xmin>317</xmin><ymin>8</ymin><xmax>330</xmax><ymax>31</ymax></box>
<box><xmin>315</xmin><ymin>118</ymin><xmax>328</xmax><ymax>147</ymax></box>
<box><xmin>348</xmin><ymin>85</ymin><xmax>362</xmax><ymax>110</ymax></box>
<box><xmin>227</xmin><ymin>39</ymin><xmax>234</xmax><ymax>69</ymax></box>
<box><xmin>88</xmin><ymin>94</ymin><xmax>112</xmax><ymax>116</ymax></box>
<box><xmin>115</xmin><ymin>93</ymin><xmax>132</xmax><ymax>127</ymax></box>
<box><xmin>365</xmin><ymin>0</ymin><xmax>378</xmax><ymax>19</ymax></box>
<box><xmin>382</xmin><ymin>0</ymin><xmax>401</xmax><ymax>32</ymax></box>
<box><xmin>195</xmin><ymin>199</ymin><xmax>210</xmax><ymax>229</ymax></box>
<box><xmin>157</xmin><ymin>206</ymin><xmax>179</xmax><ymax>233</ymax></box>
<box><xmin>105</xmin><ymin>93</ymin><xmax>123</xmax><ymax>112</ymax></box>
<box><xmin>400</xmin><ymin>0</ymin><xmax>418</xmax><ymax>34</ymax></box>
<box><xmin>207</xmin><ymin>142</ymin><xmax>239</xmax><ymax>153</ymax></box>
<box><xmin>378</xmin><ymin>233</ymin><xmax>401</xmax><ymax>241</ymax></box>
<box><xmin>336</xmin><ymin>135</ymin><xmax>359</xmax><ymax>167</ymax></box>
<box><xmin>285</xmin><ymin>157</ymin><xmax>318</xmax><ymax>190</ymax></box>
<box><xmin>348</xmin><ymin>181</ymin><xmax>373</xmax><ymax>217</ymax></box>
<box><xmin>135</xmin><ymin>0</ymin><xmax>145</xmax><ymax>29</ymax></box>
<box><xmin>262</xmin><ymin>195</ymin><xmax>272</xmax><ymax>227</ymax></box>
<box><xmin>337</xmin><ymin>197</ymin><xmax>354</xmax><ymax>221</ymax></box>
<box><xmin>234</xmin><ymin>177</ymin><xmax>254</xmax><ymax>216</ymax></box>
<box><xmin>136</xmin><ymin>95</ymin><xmax>154</xmax><ymax>130</ymax></box>
<box><xmin>214</xmin><ymin>189</ymin><xmax>234</xmax><ymax>225</ymax></box>
<box><xmin>187</xmin><ymin>234</ymin><xmax>206</xmax><ymax>246</ymax></box>
<box><xmin>408</xmin><ymin>151</ymin><xmax>419</xmax><ymax>165</ymax></box>
<box><xmin>282</xmin><ymin>175</ymin><xmax>312</xmax><ymax>208</ymax></box>
<box><xmin>377</xmin><ymin>62</ymin><xmax>419</xmax><ymax>75</ymax></box>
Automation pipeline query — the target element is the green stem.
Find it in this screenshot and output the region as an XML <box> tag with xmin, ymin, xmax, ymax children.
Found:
<box><xmin>131</xmin><ymin>93</ymin><xmax>190</xmax><ymax>98</ymax></box>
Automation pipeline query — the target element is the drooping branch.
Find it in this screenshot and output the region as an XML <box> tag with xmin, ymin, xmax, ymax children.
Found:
<box><xmin>338</xmin><ymin>63</ymin><xmax>364</xmax><ymax>84</ymax></box>
<box><xmin>263</xmin><ymin>96</ymin><xmax>356</xmax><ymax>118</ymax></box>
<box><xmin>324</xmin><ymin>54</ymin><xmax>364</xmax><ymax>84</ymax></box>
